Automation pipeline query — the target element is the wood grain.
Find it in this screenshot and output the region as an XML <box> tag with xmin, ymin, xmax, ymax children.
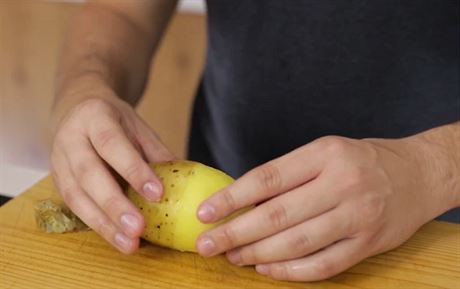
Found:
<box><xmin>1</xmin><ymin>177</ymin><xmax>459</xmax><ymax>289</ymax></box>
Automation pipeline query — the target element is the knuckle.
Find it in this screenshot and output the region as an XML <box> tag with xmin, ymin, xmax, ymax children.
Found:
<box><xmin>76</xmin><ymin>98</ymin><xmax>112</xmax><ymax>116</ymax></box>
<box><xmin>265</xmin><ymin>202</ymin><xmax>289</xmax><ymax>230</ymax></box>
<box><xmin>101</xmin><ymin>196</ymin><xmax>123</xmax><ymax>215</ymax></box>
<box><xmin>221</xmin><ymin>225</ymin><xmax>239</xmax><ymax>248</ymax></box>
<box><xmin>238</xmin><ymin>247</ymin><xmax>256</xmax><ymax>265</ymax></box>
<box><xmin>95</xmin><ymin>218</ymin><xmax>115</xmax><ymax>239</ymax></box>
<box><xmin>290</xmin><ymin>232</ymin><xmax>313</xmax><ymax>253</ymax></box>
<box><xmin>312</xmin><ymin>259</ymin><xmax>336</xmax><ymax>280</ymax></box>
<box><xmin>124</xmin><ymin>162</ymin><xmax>144</xmax><ymax>186</ymax></box>
<box><xmin>94</xmin><ymin>128</ymin><xmax>118</xmax><ymax>151</ymax></box>
<box><xmin>220</xmin><ymin>189</ymin><xmax>237</xmax><ymax>212</ymax></box>
<box><xmin>254</xmin><ymin>162</ymin><xmax>282</xmax><ymax>193</ymax></box>
<box><xmin>320</xmin><ymin>136</ymin><xmax>349</xmax><ymax>155</ymax></box>
<box><xmin>270</xmin><ymin>264</ymin><xmax>291</xmax><ymax>280</ymax></box>
<box><xmin>73</xmin><ymin>161</ymin><xmax>94</xmax><ymax>184</ymax></box>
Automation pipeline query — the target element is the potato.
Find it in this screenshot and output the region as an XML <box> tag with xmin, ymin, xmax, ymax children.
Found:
<box><xmin>127</xmin><ymin>160</ymin><xmax>239</xmax><ymax>252</ymax></box>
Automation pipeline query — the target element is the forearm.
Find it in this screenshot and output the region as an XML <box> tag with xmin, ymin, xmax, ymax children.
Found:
<box><xmin>53</xmin><ymin>0</ymin><xmax>177</xmax><ymax>123</ymax></box>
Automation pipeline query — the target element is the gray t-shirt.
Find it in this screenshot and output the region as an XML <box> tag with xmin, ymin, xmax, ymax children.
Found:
<box><xmin>188</xmin><ymin>0</ymin><xmax>459</xmax><ymax>222</ymax></box>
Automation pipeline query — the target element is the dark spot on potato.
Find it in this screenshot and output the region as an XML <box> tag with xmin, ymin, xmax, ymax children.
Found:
<box><xmin>165</xmin><ymin>213</ymin><xmax>168</xmax><ymax>217</ymax></box>
<box><xmin>172</xmin><ymin>169</ymin><xmax>179</xmax><ymax>173</ymax></box>
<box><xmin>165</xmin><ymin>198</ymin><xmax>169</xmax><ymax>202</ymax></box>
<box><xmin>170</xmin><ymin>184</ymin><xmax>175</xmax><ymax>187</ymax></box>
<box><xmin>140</xmin><ymin>207</ymin><xmax>143</xmax><ymax>211</ymax></box>
<box><xmin>156</xmin><ymin>225</ymin><xmax>161</xmax><ymax>229</ymax></box>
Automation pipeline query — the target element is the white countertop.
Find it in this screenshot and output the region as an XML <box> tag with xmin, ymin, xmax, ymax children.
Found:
<box><xmin>48</xmin><ymin>0</ymin><xmax>206</xmax><ymax>14</ymax></box>
<box><xmin>0</xmin><ymin>164</ymin><xmax>48</xmax><ymax>197</ymax></box>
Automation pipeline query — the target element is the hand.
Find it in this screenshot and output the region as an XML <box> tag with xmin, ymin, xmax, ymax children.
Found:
<box><xmin>50</xmin><ymin>95</ymin><xmax>174</xmax><ymax>254</ymax></box>
<box><xmin>195</xmin><ymin>136</ymin><xmax>447</xmax><ymax>281</ymax></box>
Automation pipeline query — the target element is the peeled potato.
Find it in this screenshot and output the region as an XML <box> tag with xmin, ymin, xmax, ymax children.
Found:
<box><xmin>127</xmin><ymin>160</ymin><xmax>240</xmax><ymax>252</ymax></box>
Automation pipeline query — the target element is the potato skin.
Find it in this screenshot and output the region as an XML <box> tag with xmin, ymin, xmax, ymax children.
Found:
<box><xmin>127</xmin><ymin>160</ymin><xmax>235</xmax><ymax>252</ymax></box>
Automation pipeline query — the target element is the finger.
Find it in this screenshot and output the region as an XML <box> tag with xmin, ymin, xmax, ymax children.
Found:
<box><xmin>196</xmin><ymin>176</ymin><xmax>338</xmax><ymax>256</ymax></box>
<box><xmin>197</xmin><ymin>144</ymin><xmax>325</xmax><ymax>223</ymax></box>
<box><xmin>134</xmin><ymin>117</ymin><xmax>176</xmax><ymax>163</ymax></box>
<box><xmin>63</xmin><ymin>136</ymin><xmax>145</xmax><ymax>238</ymax></box>
<box><xmin>226</xmin><ymin>207</ymin><xmax>350</xmax><ymax>265</ymax></box>
<box><xmin>255</xmin><ymin>238</ymin><xmax>366</xmax><ymax>282</ymax></box>
<box><xmin>51</xmin><ymin>149</ymin><xmax>139</xmax><ymax>254</ymax></box>
<box><xmin>87</xmin><ymin>114</ymin><xmax>163</xmax><ymax>201</ymax></box>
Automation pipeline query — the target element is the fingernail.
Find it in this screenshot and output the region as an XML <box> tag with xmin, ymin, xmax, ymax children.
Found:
<box><xmin>115</xmin><ymin>232</ymin><xmax>132</xmax><ymax>251</ymax></box>
<box><xmin>143</xmin><ymin>182</ymin><xmax>161</xmax><ymax>201</ymax></box>
<box><xmin>256</xmin><ymin>264</ymin><xmax>269</xmax><ymax>275</ymax></box>
<box><xmin>198</xmin><ymin>204</ymin><xmax>216</xmax><ymax>222</ymax></box>
<box><xmin>120</xmin><ymin>214</ymin><xmax>140</xmax><ymax>235</ymax></box>
<box><xmin>197</xmin><ymin>236</ymin><xmax>216</xmax><ymax>256</ymax></box>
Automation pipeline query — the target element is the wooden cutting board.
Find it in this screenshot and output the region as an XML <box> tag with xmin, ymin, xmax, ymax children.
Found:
<box><xmin>1</xmin><ymin>176</ymin><xmax>459</xmax><ymax>289</ymax></box>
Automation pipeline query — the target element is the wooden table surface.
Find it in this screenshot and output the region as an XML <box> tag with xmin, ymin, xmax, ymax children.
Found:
<box><xmin>1</xmin><ymin>177</ymin><xmax>459</xmax><ymax>289</ymax></box>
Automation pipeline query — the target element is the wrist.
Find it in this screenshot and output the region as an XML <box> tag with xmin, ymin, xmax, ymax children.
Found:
<box><xmin>404</xmin><ymin>131</ymin><xmax>460</xmax><ymax>210</ymax></box>
<box><xmin>366</xmin><ymin>134</ymin><xmax>459</xmax><ymax>220</ymax></box>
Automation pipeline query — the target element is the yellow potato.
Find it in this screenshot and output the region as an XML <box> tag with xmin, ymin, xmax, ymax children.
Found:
<box><xmin>127</xmin><ymin>160</ymin><xmax>239</xmax><ymax>252</ymax></box>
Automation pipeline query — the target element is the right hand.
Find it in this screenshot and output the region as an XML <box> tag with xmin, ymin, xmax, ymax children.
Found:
<box><xmin>50</xmin><ymin>95</ymin><xmax>175</xmax><ymax>254</ymax></box>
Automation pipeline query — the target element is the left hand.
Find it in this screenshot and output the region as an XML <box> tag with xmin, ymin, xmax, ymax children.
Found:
<box><xmin>195</xmin><ymin>136</ymin><xmax>448</xmax><ymax>281</ymax></box>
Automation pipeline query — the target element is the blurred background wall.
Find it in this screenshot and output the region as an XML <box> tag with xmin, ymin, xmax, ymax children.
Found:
<box><xmin>0</xmin><ymin>0</ymin><xmax>206</xmax><ymax>197</ymax></box>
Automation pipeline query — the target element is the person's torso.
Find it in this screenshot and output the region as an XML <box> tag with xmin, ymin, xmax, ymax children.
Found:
<box><xmin>189</xmin><ymin>0</ymin><xmax>459</xmax><ymax>178</ymax></box>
